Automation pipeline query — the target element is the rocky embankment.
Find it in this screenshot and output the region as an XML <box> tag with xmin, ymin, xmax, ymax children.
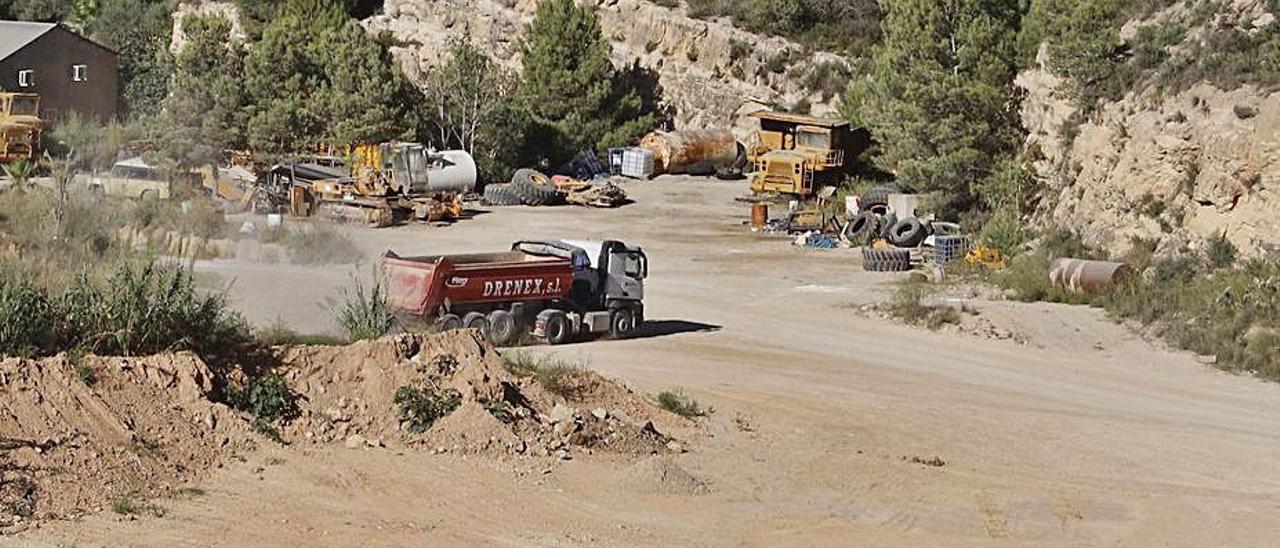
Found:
<box><xmin>366</xmin><ymin>0</ymin><xmax>852</xmax><ymax>131</ymax></box>
<box><xmin>1019</xmin><ymin>0</ymin><xmax>1279</xmax><ymax>259</ymax></box>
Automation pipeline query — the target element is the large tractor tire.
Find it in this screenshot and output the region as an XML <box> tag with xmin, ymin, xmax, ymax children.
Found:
<box><xmin>512</xmin><ymin>169</ymin><xmax>563</xmax><ymax>206</ymax></box>
<box><xmin>483</xmin><ymin>183</ymin><xmax>523</xmax><ymax>206</ymax></box>
<box><xmin>888</xmin><ymin>218</ymin><xmax>928</xmax><ymax>248</ymax></box>
<box><xmin>860</xmin><ymin>184</ymin><xmax>899</xmax><ymax>215</ymax></box>
<box><xmin>842</xmin><ymin>211</ymin><xmax>882</xmax><ymax>245</ymax></box>
<box><xmin>861</xmin><ymin>248</ymin><xmax>912</xmax><ymax>272</ymax></box>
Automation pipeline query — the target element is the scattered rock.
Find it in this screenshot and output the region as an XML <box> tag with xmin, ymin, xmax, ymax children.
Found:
<box><xmin>344</xmin><ymin>434</ymin><xmax>367</xmax><ymax>449</ymax></box>
<box><xmin>549</xmin><ymin>403</ymin><xmax>578</xmax><ymax>425</ymax></box>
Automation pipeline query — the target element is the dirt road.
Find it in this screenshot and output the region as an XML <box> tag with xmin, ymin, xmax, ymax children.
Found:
<box><xmin>20</xmin><ymin>178</ymin><xmax>1280</xmax><ymax>546</ymax></box>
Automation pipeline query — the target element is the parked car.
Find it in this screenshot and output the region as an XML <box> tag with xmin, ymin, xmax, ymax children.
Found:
<box><xmin>91</xmin><ymin>157</ymin><xmax>169</xmax><ymax>199</ymax></box>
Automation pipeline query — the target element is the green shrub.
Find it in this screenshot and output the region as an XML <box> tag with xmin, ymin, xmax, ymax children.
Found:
<box><xmin>0</xmin><ymin>277</ymin><xmax>57</xmax><ymax>357</ymax></box>
<box><xmin>1206</xmin><ymin>233</ymin><xmax>1237</xmax><ymax>270</ymax></box>
<box><xmin>247</xmin><ymin>373</ymin><xmax>296</xmax><ymax>424</ymax></box>
<box><xmin>888</xmin><ymin>281</ymin><xmax>962</xmax><ymax>330</ymax></box>
<box><xmin>656</xmin><ymin>390</ymin><xmax>711</xmax><ymax>418</ymax></box>
<box><xmin>335</xmin><ymin>277</ymin><xmax>396</xmax><ymax>342</ymax></box>
<box><xmin>394</xmin><ymin>385</ymin><xmax>461</xmax><ymax>433</ymax></box>
<box><xmin>58</xmin><ymin>262</ymin><xmax>251</xmax><ymax>358</ymax></box>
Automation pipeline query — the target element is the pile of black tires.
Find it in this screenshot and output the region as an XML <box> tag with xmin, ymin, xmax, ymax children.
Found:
<box><xmin>845</xmin><ymin>184</ymin><xmax>934</xmax><ymax>272</ymax></box>
<box><xmin>483</xmin><ymin>168</ymin><xmax>566</xmax><ymax>206</ymax></box>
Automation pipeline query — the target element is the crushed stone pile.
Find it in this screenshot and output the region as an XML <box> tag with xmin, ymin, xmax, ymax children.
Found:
<box><xmin>0</xmin><ymin>353</ymin><xmax>255</xmax><ymax>527</ymax></box>
<box><xmin>278</xmin><ymin>331</ymin><xmax>682</xmax><ymax>457</ymax></box>
<box><xmin>616</xmin><ymin>456</ymin><xmax>710</xmax><ymax>496</ymax></box>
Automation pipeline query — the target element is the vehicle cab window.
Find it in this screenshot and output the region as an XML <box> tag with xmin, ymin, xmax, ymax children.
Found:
<box><xmin>623</xmin><ymin>253</ymin><xmax>647</xmax><ymax>279</ymax></box>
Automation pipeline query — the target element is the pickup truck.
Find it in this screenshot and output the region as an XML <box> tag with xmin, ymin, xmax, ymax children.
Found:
<box><xmin>380</xmin><ymin>239</ymin><xmax>648</xmax><ymax>345</ymax></box>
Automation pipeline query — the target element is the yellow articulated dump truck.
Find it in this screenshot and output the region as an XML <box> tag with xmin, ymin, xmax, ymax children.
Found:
<box><xmin>0</xmin><ymin>93</ymin><xmax>42</xmax><ymax>162</ymax></box>
<box><xmin>747</xmin><ymin>111</ymin><xmax>868</xmax><ymax>198</ymax></box>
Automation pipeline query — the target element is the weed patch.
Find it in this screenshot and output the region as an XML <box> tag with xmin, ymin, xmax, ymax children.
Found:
<box><xmin>335</xmin><ymin>277</ymin><xmax>395</xmax><ymax>342</ymax></box>
<box><xmin>394</xmin><ymin>385</ymin><xmax>462</xmax><ymax>433</ymax></box>
<box><xmin>656</xmin><ymin>391</ymin><xmax>711</xmax><ymax>419</ymax></box>
<box><xmin>888</xmin><ymin>281</ymin><xmax>963</xmax><ymax>330</ymax></box>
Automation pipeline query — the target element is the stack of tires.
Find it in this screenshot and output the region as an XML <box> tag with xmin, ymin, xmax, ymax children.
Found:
<box><xmin>483</xmin><ymin>169</ymin><xmax>566</xmax><ymax>206</ymax></box>
<box><xmin>846</xmin><ymin>184</ymin><xmax>934</xmax><ymax>273</ymax></box>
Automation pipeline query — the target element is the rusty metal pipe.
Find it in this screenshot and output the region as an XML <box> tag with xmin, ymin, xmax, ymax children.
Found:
<box><xmin>639</xmin><ymin>130</ymin><xmax>738</xmax><ymax>174</ymax></box>
<box><xmin>1048</xmin><ymin>258</ymin><xmax>1133</xmax><ymax>294</ymax></box>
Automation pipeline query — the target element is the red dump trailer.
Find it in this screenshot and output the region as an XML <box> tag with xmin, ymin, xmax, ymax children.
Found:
<box><xmin>380</xmin><ymin>239</ymin><xmax>648</xmax><ymax>345</ymax></box>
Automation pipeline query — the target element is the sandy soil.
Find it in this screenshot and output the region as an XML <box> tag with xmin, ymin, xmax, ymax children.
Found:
<box><xmin>15</xmin><ymin>178</ymin><xmax>1280</xmax><ymax>546</ymax></box>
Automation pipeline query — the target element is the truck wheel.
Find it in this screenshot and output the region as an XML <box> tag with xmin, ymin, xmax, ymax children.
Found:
<box><xmin>437</xmin><ymin>313</ymin><xmax>463</xmax><ymax>332</ymax></box>
<box><xmin>542</xmin><ymin>311</ymin><xmax>571</xmax><ymax>346</ymax></box>
<box><xmin>463</xmin><ymin>312</ymin><xmax>490</xmax><ymax>339</ymax></box>
<box><xmin>608</xmin><ymin>308</ymin><xmax>635</xmax><ymax>339</ymax></box>
<box><xmin>487</xmin><ymin>310</ymin><xmax>518</xmax><ymax>346</ymax></box>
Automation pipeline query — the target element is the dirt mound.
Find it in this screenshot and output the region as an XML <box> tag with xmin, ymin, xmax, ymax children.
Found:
<box><xmin>616</xmin><ymin>456</ymin><xmax>709</xmax><ymax>496</ymax></box>
<box><xmin>279</xmin><ymin>331</ymin><xmax>679</xmax><ymax>458</ymax></box>
<box><xmin>0</xmin><ymin>353</ymin><xmax>255</xmax><ymax>526</ymax></box>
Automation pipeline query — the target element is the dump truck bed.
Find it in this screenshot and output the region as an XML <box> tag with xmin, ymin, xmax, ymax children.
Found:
<box><xmin>380</xmin><ymin>249</ymin><xmax>575</xmax><ymax>317</ymax></box>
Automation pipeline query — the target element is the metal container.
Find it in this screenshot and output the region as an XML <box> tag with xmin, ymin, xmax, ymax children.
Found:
<box><xmin>1049</xmin><ymin>258</ymin><xmax>1133</xmax><ymax>294</ymax></box>
<box><xmin>639</xmin><ymin>130</ymin><xmax>738</xmax><ymax>174</ymax></box>
<box><xmin>424</xmin><ymin>149</ymin><xmax>478</xmax><ymax>192</ymax></box>
<box><xmin>751</xmin><ymin>203</ymin><xmax>768</xmax><ymax>230</ymax></box>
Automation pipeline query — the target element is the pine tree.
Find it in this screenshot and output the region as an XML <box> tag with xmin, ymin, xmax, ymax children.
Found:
<box><xmin>89</xmin><ymin>0</ymin><xmax>173</xmax><ymax>116</ymax></box>
<box><xmin>156</xmin><ymin>14</ymin><xmax>249</xmax><ymax>166</ymax></box>
<box><xmin>519</xmin><ymin>0</ymin><xmax>657</xmax><ymax>164</ymax></box>
<box><xmin>845</xmin><ymin>0</ymin><xmax>1024</xmax><ymax>216</ymax></box>
<box><xmin>245</xmin><ymin>0</ymin><xmax>412</xmax><ymax>153</ymax></box>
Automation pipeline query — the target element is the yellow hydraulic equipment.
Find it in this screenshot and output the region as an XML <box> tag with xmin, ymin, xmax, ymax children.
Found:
<box><xmin>965</xmin><ymin>246</ymin><xmax>1008</xmax><ymax>270</ymax></box>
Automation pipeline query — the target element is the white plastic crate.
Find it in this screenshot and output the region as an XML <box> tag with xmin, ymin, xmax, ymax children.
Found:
<box><xmin>620</xmin><ymin>148</ymin><xmax>655</xmax><ymax>179</ymax></box>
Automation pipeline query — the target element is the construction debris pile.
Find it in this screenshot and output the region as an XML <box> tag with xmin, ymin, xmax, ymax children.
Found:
<box><xmin>275</xmin><ymin>331</ymin><xmax>681</xmax><ymax>457</ymax></box>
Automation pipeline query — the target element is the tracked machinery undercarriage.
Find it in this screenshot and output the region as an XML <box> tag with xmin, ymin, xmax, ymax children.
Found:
<box><xmin>279</xmin><ymin>143</ymin><xmax>477</xmax><ymax>227</ymax></box>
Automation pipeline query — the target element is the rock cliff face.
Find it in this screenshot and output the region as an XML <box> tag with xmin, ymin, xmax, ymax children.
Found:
<box><xmin>171</xmin><ymin>1</ymin><xmax>247</xmax><ymax>53</ymax></box>
<box><xmin>1018</xmin><ymin>1</ymin><xmax>1280</xmax><ymax>259</ymax></box>
<box><xmin>365</xmin><ymin>0</ymin><xmax>852</xmax><ymax>133</ymax></box>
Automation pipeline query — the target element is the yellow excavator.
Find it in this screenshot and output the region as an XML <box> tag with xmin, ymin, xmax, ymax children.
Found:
<box><xmin>0</xmin><ymin>93</ymin><xmax>42</xmax><ymax>162</ymax></box>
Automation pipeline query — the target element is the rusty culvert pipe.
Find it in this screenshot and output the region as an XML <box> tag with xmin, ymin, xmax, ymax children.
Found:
<box><xmin>639</xmin><ymin>130</ymin><xmax>738</xmax><ymax>174</ymax></box>
<box><xmin>1048</xmin><ymin>258</ymin><xmax>1134</xmax><ymax>294</ymax></box>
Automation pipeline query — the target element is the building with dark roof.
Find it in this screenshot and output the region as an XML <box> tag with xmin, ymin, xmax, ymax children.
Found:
<box><xmin>0</xmin><ymin>21</ymin><xmax>118</xmax><ymax>121</ymax></box>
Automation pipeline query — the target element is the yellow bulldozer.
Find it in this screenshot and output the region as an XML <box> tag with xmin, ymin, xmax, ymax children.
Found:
<box><xmin>747</xmin><ymin>111</ymin><xmax>867</xmax><ymax>198</ymax></box>
<box><xmin>0</xmin><ymin>93</ymin><xmax>42</xmax><ymax>162</ymax></box>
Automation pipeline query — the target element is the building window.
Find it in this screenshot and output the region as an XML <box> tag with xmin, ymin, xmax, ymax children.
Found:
<box><xmin>17</xmin><ymin>69</ymin><xmax>34</xmax><ymax>88</ymax></box>
<box><xmin>72</xmin><ymin>64</ymin><xmax>88</xmax><ymax>82</ymax></box>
